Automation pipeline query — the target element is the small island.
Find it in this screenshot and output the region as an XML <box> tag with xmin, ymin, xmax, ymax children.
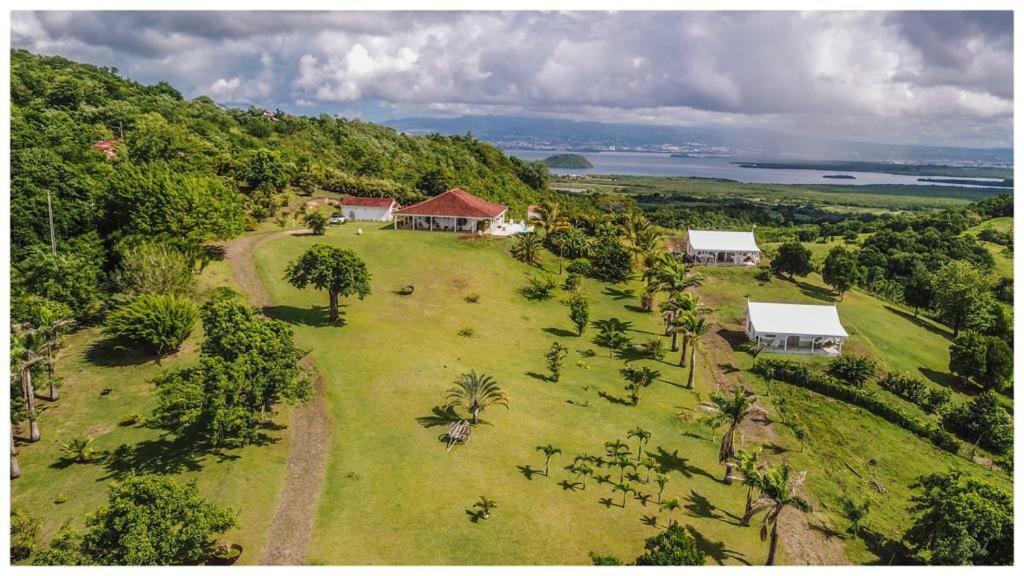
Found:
<box><xmin>822</xmin><ymin>174</ymin><xmax>856</xmax><ymax>180</ymax></box>
<box><xmin>542</xmin><ymin>153</ymin><xmax>593</xmax><ymax>169</ymax></box>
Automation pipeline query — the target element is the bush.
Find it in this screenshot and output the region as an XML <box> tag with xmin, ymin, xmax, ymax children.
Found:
<box><xmin>464</xmin><ymin>293</ymin><xmax>480</xmax><ymax>303</ymax></box>
<box><xmin>878</xmin><ymin>372</ymin><xmax>928</xmax><ymax>403</ymax></box>
<box><xmin>566</xmin><ymin>258</ymin><xmax>592</xmax><ymax>276</ymax></box>
<box><xmin>457</xmin><ymin>326</ymin><xmax>475</xmax><ymax>338</ymax></box>
<box><xmin>826</xmin><ymin>354</ymin><xmax>877</xmax><ymax>387</ymax></box>
<box><xmin>635</xmin><ymin>523</ymin><xmax>706</xmax><ymax>566</ymax></box>
<box><xmin>522</xmin><ymin>273</ymin><xmax>557</xmax><ymax>301</ymax></box>
<box><xmin>113</xmin><ymin>242</ymin><xmax>195</xmax><ymax>297</ymax></box>
<box><xmin>103</xmin><ymin>294</ymin><xmax>197</xmax><ymax>356</ymax></box>
<box><xmin>753</xmin><ymin>358</ymin><xmax>960</xmax><ymax>453</ymax></box>
<box><xmin>945</xmin><ymin>392</ymin><xmax>1013</xmax><ymax>454</ymax></box>
<box><xmin>562</xmin><ymin>273</ymin><xmax>582</xmax><ymax>292</ymax></box>
<box><xmin>589</xmin><ymin>236</ymin><xmax>632</xmax><ymax>283</ymax></box>
<box><xmin>923</xmin><ymin>387</ymin><xmax>952</xmax><ymax>415</ymax></box>
<box><xmin>303</xmin><ymin>212</ymin><xmax>328</xmax><ymax>235</ymax></box>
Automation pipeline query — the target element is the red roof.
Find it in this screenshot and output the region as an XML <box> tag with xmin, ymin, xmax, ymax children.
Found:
<box><xmin>340</xmin><ymin>195</ymin><xmax>397</xmax><ymax>209</ymax></box>
<box><xmin>396</xmin><ymin>188</ymin><xmax>507</xmax><ymax>218</ymax></box>
<box><xmin>92</xmin><ymin>139</ymin><xmax>118</xmax><ymax>159</ymax></box>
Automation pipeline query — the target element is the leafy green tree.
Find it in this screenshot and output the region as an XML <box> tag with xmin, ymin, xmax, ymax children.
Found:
<box><xmin>770</xmin><ymin>241</ymin><xmax>813</xmax><ymax>279</ymax></box>
<box><xmin>589</xmin><ymin>235</ymin><xmax>633</xmax><ymax>283</ymax></box>
<box><xmin>944</xmin><ymin>392</ymin><xmax>1013</xmax><ymax>454</ymax></box>
<box><xmin>285</xmin><ymin>244</ymin><xmax>371</xmax><ymax>324</ymax></box>
<box><xmin>104</xmin><ymin>295</ymin><xmax>197</xmax><ymax>357</ymax></box>
<box><xmin>237</xmin><ymin>148</ymin><xmax>289</xmax><ymax>192</ymax></box>
<box><xmin>15</xmin><ymin>248</ymin><xmax>105</xmax><ymax>321</ymax></box>
<box><xmin>545</xmin><ymin>342</ymin><xmax>568</xmax><ymax>382</ymax></box>
<box><xmin>903</xmin><ymin>265</ymin><xmax>935</xmax><ymax>317</ymax></box>
<box><xmin>536</xmin><ymin>443</ymin><xmax>561</xmax><ymax>476</ymax></box>
<box><xmin>31</xmin><ymin>523</ymin><xmax>90</xmax><ymax>566</ymax></box>
<box><xmin>933</xmin><ymin>261</ymin><xmax>992</xmax><ymax>338</ymax></box>
<box><xmin>443</xmin><ymin>371</ymin><xmax>509</xmax><ymax>425</ymax></box>
<box><xmin>112</xmin><ymin>243</ymin><xmax>195</xmax><ymax>297</ymax></box>
<box><xmin>904</xmin><ymin>470</ymin><xmax>1012</xmax><ymax>565</ymax></box>
<box><xmin>510</xmin><ymin>232</ymin><xmax>543</xmax><ymax>265</ymax></box>
<box><xmin>825</xmin><ymin>354</ymin><xmax>877</xmax><ymax>387</ymax></box>
<box><xmin>596</xmin><ymin>321</ymin><xmax>630</xmax><ymax>358</ymax></box>
<box><xmin>821</xmin><ymin>246</ymin><xmax>864</xmax><ymax>300</ymax></box>
<box><xmin>567</xmin><ymin>293</ymin><xmax>590</xmax><ymax>336</ymax></box>
<box><xmin>416</xmin><ymin>167</ymin><xmax>454</xmax><ymax>196</ymax></box>
<box><xmin>79</xmin><ymin>474</ymin><xmax>236</xmax><ymax>565</ymax></box>
<box><xmin>949</xmin><ymin>332</ymin><xmax>1011</xmax><ymax>391</ymax></box>
<box><xmin>11</xmin><ymin>508</ymin><xmax>40</xmax><ymax>561</ymax></box>
<box><xmin>589</xmin><ymin>552</ymin><xmax>624</xmax><ymax>565</ymax></box>
<box><xmin>635</xmin><ymin>523</ymin><xmax>706</xmax><ymax>565</ymax></box>
<box><xmin>303</xmin><ymin>212</ymin><xmax>328</xmax><ymax>235</ymax></box>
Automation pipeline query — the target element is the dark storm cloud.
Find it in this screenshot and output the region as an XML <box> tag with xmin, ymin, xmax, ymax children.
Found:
<box><xmin>10</xmin><ymin>10</ymin><xmax>1013</xmax><ymax>147</ymax></box>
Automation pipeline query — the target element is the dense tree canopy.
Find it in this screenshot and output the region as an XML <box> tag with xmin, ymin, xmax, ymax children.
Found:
<box><xmin>285</xmin><ymin>244</ymin><xmax>372</xmax><ymax>323</ymax></box>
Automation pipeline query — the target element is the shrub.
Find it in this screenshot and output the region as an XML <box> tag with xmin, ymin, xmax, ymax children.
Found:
<box><xmin>878</xmin><ymin>372</ymin><xmax>928</xmax><ymax>403</ymax></box>
<box><xmin>457</xmin><ymin>326</ymin><xmax>475</xmax><ymax>338</ymax></box>
<box><xmin>589</xmin><ymin>236</ymin><xmax>632</xmax><ymax>283</ymax></box>
<box><xmin>522</xmin><ymin>273</ymin><xmax>557</xmax><ymax>301</ymax></box>
<box><xmin>562</xmin><ymin>273</ymin><xmax>582</xmax><ymax>292</ymax></box>
<box><xmin>826</xmin><ymin>354</ymin><xmax>877</xmax><ymax>387</ymax></box>
<box><xmin>635</xmin><ymin>523</ymin><xmax>706</xmax><ymax>566</ymax></box>
<box><xmin>103</xmin><ymin>294</ymin><xmax>197</xmax><ymax>356</ymax></box>
<box><xmin>303</xmin><ymin>212</ymin><xmax>328</xmax><ymax>235</ymax></box>
<box><xmin>637</xmin><ymin>338</ymin><xmax>666</xmax><ymax>360</ymax></box>
<box><xmin>567</xmin><ymin>258</ymin><xmax>592</xmax><ymax>276</ymax></box>
<box><xmin>464</xmin><ymin>293</ymin><xmax>480</xmax><ymax>303</ymax></box>
<box><xmin>923</xmin><ymin>387</ymin><xmax>952</xmax><ymax>414</ymax></box>
<box><xmin>113</xmin><ymin>242</ymin><xmax>195</xmax><ymax>297</ymax></box>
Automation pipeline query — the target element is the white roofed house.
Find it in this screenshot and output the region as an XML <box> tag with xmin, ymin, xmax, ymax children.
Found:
<box><xmin>686</xmin><ymin>230</ymin><xmax>761</xmax><ymax>265</ymax></box>
<box><xmin>745</xmin><ymin>301</ymin><xmax>849</xmax><ymax>356</ymax></box>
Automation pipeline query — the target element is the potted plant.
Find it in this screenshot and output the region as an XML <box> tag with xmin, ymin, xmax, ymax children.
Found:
<box><xmin>208</xmin><ymin>542</ymin><xmax>243</xmax><ymax>565</ymax></box>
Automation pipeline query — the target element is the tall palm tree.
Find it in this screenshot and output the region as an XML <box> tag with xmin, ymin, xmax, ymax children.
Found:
<box><xmin>754</xmin><ymin>464</ymin><xmax>811</xmax><ymax>566</ymax></box>
<box><xmin>659</xmin><ymin>497</ymin><xmax>682</xmax><ymax>525</ymax></box>
<box><xmin>613</xmin><ymin>454</ymin><xmax>635</xmax><ymax>483</ymax></box>
<box><xmin>444</xmin><ymin>371</ymin><xmax>509</xmax><ymax>424</ymax></box>
<box><xmin>682</xmin><ymin>316</ymin><xmax>713</xmax><ymax>388</ymax></box>
<box><xmin>627</xmin><ymin>426</ymin><xmax>652</xmax><ymax>462</ymax></box>
<box><xmin>699</xmin><ymin>390</ymin><xmax>766</xmax><ymax>484</ymax></box>
<box><xmin>11</xmin><ymin>429</ymin><xmax>20</xmax><ymax>480</ymax></box>
<box><xmin>536</xmin><ymin>443</ymin><xmax>562</xmax><ymax>476</ymax></box>
<box><xmin>613</xmin><ymin>481</ymin><xmax>633</xmax><ymax>508</ymax></box>
<box><xmin>660</xmin><ymin>292</ymin><xmax>700</xmax><ymax>342</ymax></box>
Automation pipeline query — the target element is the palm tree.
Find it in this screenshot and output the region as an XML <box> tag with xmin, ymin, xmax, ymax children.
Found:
<box><xmin>473</xmin><ymin>496</ymin><xmax>497</xmax><ymax>520</ymax></box>
<box><xmin>529</xmin><ymin>201</ymin><xmax>569</xmax><ymax>235</ymax></box>
<box><xmin>573</xmin><ymin>462</ymin><xmax>595</xmax><ymax>489</ymax></box>
<box><xmin>736</xmin><ymin>449</ymin><xmax>764</xmax><ymax>526</ymax></box>
<box><xmin>699</xmin><ymin>390</ymin><xmax>765</xmax><ymax>484</ymax></box>
<box><xmin>11</xmin><ymin>429</ymin><xmax>20</xmax><ymax>480</ymax></box>
<box><xmin>444</xmin><ymin>371</ymin><xmax>509</xmax><ymax>425</ymax></box>
<box><xmin>660</xmin><ymin>292</ymin><xmax>700</xmax><ymax>345</ymax></box>
<box><xmin>536</xmin><ymin>443</ymin><xmax>562</xmax><ymax>476</ymax></box>
<box><xmin>659</xmin><ymin>497</ymin><xmax>682</xmax><ymax>525</ymax></box>
<box><xmin>841</xmin><ymin>497</ymin><xmax>870</xmax><ymax>537</ymax></box>
<box><xmin>682</xmin><ymin>316</ymin><xmax>713</xmax><ymax>388</ymax></box>
<box><xmin>604</xmin><ymin>439</ymin><xmax>630</xmax><ymax>461</ymax></box>
<box><xmin>596</xmin><ymin>323</ymin><xmax>630</xmax><ymax>358</ymax></box>
<box><xmin>509</xmin><ymin>232</ymin><xmax>543</xmax><ymax>265</ymax></box>
<box><xmin>621</xmin><ymin>366</ymin><xmax>660</xmax><ymax>406</ymax></box>
<box><xmin>755</xmin><ymin>464</ymin><xmax>811</xmax><ymax>565</ymax></box>
<box><xmin>60</xmin><ymin>436</ymin><xmax>99</xmax><ymax>463</ymax></box>
<box><xmin>627</xmin><ymin>426</ymin><xmax>652</xmax><ymax>461</ymax></box>
<box><xmin>14</xmin><ymin>350</ymin><xmax>48</xmax><ymax>443</ymax></box>
<box><xmin>654</xmin><ymin>474</ymin><xmax>669</xmax><ymax>503</ymax></box>
<box><xmin>613</xmin><ymin>481</ymin><xmax>633</xmax><ymax>508</ymax></box>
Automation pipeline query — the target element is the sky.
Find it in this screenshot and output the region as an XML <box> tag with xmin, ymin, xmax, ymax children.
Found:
<box><xmin>10</xmin><ymin>10</ymin><xmax>1014</xmax><ymax>148</ymax></box>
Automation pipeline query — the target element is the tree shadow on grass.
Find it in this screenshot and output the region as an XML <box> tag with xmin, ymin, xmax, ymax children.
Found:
<box><xmin>526</xmin><ymin>371</ymin><xmax>552</xmax><ymax>383</ymax></box>
<box><xmin>85</xmin><ymin>337</ymin><xmax>155</xmax><ymax>367</ymax></box>
<box><xmin>517</xmin><ymin>464</ymin><xmax>541</xmax><ymax>480</ymax></box>
<box><xmin>860</xmin><ymin>528</ymin><xmax>916</xmax><ymax>565</ymax></box>
<box><xmin>542</xmin><ymin>327</ymin><xmax>578</xmax><ymax>338</ymax></box>
<box><xmin>793</xmin><ymin>280</ymin><xmax>836</xmax><ymax>302</ymax></box>
<box><xmin>263</xmin><ymin>305</ymin><xmax>341</xmax><ymax>327</ymax></box>
<box><xmin>918</xmin><ymin>367</ymin><xmax>969</xmax><ymax>393</ymax></box>
<box><xmin>649</xmin><ymin>447</ymin><xmax>717</xmax><ymax>482</ymax></box>
<box><xmin>623</xmin><ymin>304</ymin><xmax>648</xmax><ymax>314</ymax></box>
<box><xmin>641</xmin><ymin>514</ymin><xmax>659</xmax><ymax>527</ymax></box>
<box><xmin>598</xmin><ymin>390</ymin><xmax>633</xmax><ymax>406</ymax></box>
<box><xmin>415</xmin><ymin>406</ymin><xmax>461</xmax><ymax>429</ymax></box>
<box><xmin>884</xmin><ymin>306</ymin><xmax>952</xmax><ymax>341</ymax></box>
<box><xmin>717</xmin><ymin>329</ymin><xmax>750</xmax><ymax>351</ymax></box>
<box><xmin>598</xmin><ymin>497</ymin><xmax>617</xmax><ymax>509</ymax></box>
<box><xmin>97</xmin><ymin>433</ymin><xmax>240</xmax><ymax>480</ymax></box>
<box><xmin>465</xmin><ymin>509</ymin><xmax>486</xmax><ymax>523</ymax></box>
<box><xmin>559</xmin><ymin>479</ymin><xmax>583</xmax><ymax>491</ymax></box>
<box><xmin>686</xmin><ymin>525</ymin><xmax>749</xmax><ymax>565</ymax></box>
<box><xmin>684</xmin><ymin>489</ymin><xmax>722</xmax><ymax>520</ymax></box>
<box><xmin>808</xmin><ymin>520</ymin><xmax>846</xmax><ymax>542</ymax></box>
<box><xmin>602</xmin><ymin>286</ymin><xmax>636</xmax><ymax>301</ymax></box>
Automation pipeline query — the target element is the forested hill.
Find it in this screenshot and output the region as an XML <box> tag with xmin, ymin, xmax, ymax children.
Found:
<box><xmin>10</xmin><ymin>48</ymin><xmax>549</xmax><ymax>276</ymax></box>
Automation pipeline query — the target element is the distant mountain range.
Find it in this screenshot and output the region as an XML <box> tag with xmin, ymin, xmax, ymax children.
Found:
<box><xmin>384</xmin><ymin>115</ymin><xmax>1013</xmax><ymax>167</ymax></box>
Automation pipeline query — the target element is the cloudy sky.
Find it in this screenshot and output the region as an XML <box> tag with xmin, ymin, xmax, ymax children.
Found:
<box><xmin>11</xmin><ymin>11</ymin><xmax>1014</xmax><ymax>148</ymax></box>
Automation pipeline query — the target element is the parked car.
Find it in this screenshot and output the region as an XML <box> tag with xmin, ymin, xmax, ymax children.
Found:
<box><xmin>329</xmin><ymin>215</ymin><xmax>347</xmax><ymax>224</ymax></box>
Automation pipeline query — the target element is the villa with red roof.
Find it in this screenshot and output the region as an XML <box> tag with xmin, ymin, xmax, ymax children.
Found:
<box><xmin>339</xmin><ymin>195</ymin><xmax>399</xmax><ymax>221</ymax></box>
<box><xmin>394</xmin><ymin>188</ymin><xmax>510</xmax><ymax>233</ymax></box>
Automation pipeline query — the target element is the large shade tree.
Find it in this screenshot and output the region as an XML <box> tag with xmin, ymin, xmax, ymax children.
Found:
<box><xmin>285</xmin><ymin>244</ymin><xmax>371</xmax><ymax>323</ymax></box>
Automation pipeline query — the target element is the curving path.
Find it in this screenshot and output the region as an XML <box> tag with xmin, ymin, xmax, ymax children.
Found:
<box><xmin>222</xmin><ymin>230</ymin><xmax>331</xmax><ymax>565</ymax></box>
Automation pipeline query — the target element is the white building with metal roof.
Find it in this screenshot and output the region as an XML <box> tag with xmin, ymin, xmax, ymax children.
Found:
<box><xmin>686</xmin><ymin>230</ymin><xmax>761</xmax><ymax>265</ymax></box>
<box><xmin>745</xmin><ymin>301</ymin><xmax>848</xmax><ymax>356</ymax></box>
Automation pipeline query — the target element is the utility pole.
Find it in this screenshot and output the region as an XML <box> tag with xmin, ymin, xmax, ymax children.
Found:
<box><xmin>47</xmin><ymin>190</ymin><xmax>57</xmax><ymax>256</ymax></box>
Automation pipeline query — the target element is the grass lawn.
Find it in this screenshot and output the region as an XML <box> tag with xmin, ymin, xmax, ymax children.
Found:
<box><xmin>964</xmin><ymin>216</ymin><xmax>1014</xmax><ymax>281</ymax></box>
<box><xmin>251</xmin><ymin>225</ymin><xmax>1010</xmax><ymax>565</ymax></box>
<box><xmin>10</xmin><ymin>258</ymin><xmax>294</xmax><ymax>565</ymax></box>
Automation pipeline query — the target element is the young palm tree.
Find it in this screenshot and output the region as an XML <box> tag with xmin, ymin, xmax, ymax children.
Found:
<box><xmin>11</xmin><ymin>429</ymin><xmax>21</xmax><ymax>480</ymax></box>
<box><xmin>841</xmin><ymin>497</ymin><xmax>870</xmax><ymax>537</ymax></box>
<box><xmin>473</xmin><ymin>496</ymin><xmax>498</xmax><ymax>520</ymax></box>
<box><xmin>574</xmin><ymin>462</ymin><xmax>595</xmax><ymax>489</ymax></box>
<box><xmin>735</xmin><ymin>449</ymin><xmax>764</xmax><ymax>526</ymax></box>
<box><xmin>613</xmin><ymin>481</ymin><xmax>633</xmax><ymax>508</ymax></box>
<box><xmin>536</xmin><ymin>443</ymin><xmax>562</xmax><ymax>476</ymax></box>
<box><xmin>509</xmin><ymin>232</ymin><xmax>544</xmax><ymax>265</ymax></box>
<box><xmin>621</xmin><ymin>365</ymin><xmax>661</xmax><ymax>406</ymax></box>
<box><xmin>60</xmin><ymin>436</ymin><xmax>99</xmax><ymax>463</ymax></box>
<box><xmin>682</xmin><ymin>316</ymin><xmax>713</xmax><ymax>388</ymax></box>
<box><xmin>654</xmin><ymin>474</ymin><xmax>669</xmax><ymax>503</ymax></box>
<box><xmin>604</xmin><ymin>439</ymin><xmax>630</xmax><ymax>460</ymax></box>
<box><xmin>659</xmin><ymin>497</ymin><xmax>682</xmax><ymax>525</ymax></box>
<box><xmin>754</xmin><ymin>464</ymin><xmax>811</xmax><ymax>565</ymax></box>
<box><xmin>627</xmin><ymin>426</ymin><xmax>652</xmax><ymax>462</ymax></box>
<box><xmin>597</xmin><ymin>324</ymin><xmax>630</xmax><ymax>358</ymax></box>
<box><xmin>699</xmin><ymin>390</ymin><xmax>765</xmax><ymax>484</ymax></box>
<box><xmin>444</xmin><ymin>371</ymin><xmax>509</xmax><ymax>424</ymax></box>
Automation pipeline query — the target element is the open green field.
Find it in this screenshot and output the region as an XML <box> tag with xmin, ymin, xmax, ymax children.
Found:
<box><xmin>10</xmin><ymin>259</ymin><xmax>295</xmax><ymax>565</ymax></box>
<box><xmin>964</xmin><ymin>216</ymin><xmax>1014</xmax><ymax>280</ymax></box>
<box><xmin>247</xmin><ymin>225</ymin><xmax>1009</xmax><ymax>565</ymax></box>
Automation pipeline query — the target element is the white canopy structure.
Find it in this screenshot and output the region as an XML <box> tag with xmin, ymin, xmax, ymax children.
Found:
<box><xmin>686</xmin><ymin>230</ymin><xmax>761</xmax><ymax>265</ymax></box>
<box><xmin>745</xmin><ymin>301</ymin><xmax>848</xmax><ymax>356</ymax></box>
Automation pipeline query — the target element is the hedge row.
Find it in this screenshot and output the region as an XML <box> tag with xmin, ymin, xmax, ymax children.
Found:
<box><xmin>878</xmin><ymin>372</ymin><xmax>952</xmax><ymax>415</ymax></box>
<box><xmin>753</xmin><ymin>358</ymin><xmax>960</xmax><ymax>453</ymax></box>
